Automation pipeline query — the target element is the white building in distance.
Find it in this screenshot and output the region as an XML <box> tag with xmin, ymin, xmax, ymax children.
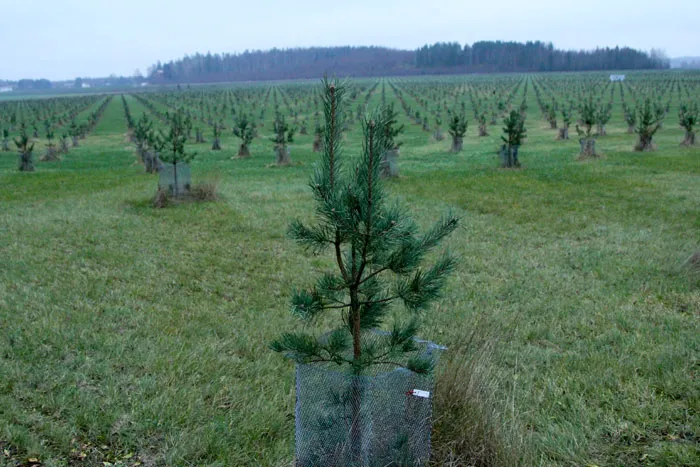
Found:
<box><xmin>610</xmin><ymin>74</ymin><xmax>626</xmax><ymax>82</ymax></box>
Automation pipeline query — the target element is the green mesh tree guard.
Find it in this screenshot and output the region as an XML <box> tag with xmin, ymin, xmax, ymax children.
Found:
<box><xmin>293</xmin><ymin>331</ymin><xmax>445</xmax><ymax>466</ymax></box>
<box><xmin>158</xmin><ymin>162</ymin><xmax>191</xmax><ymax>196</ymax></box>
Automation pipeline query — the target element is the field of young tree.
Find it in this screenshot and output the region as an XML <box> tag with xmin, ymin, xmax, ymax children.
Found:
<box><xmin>0</xmin><ymin>70</ymin><xmax>698</xmax><ymax>466</ymax></box>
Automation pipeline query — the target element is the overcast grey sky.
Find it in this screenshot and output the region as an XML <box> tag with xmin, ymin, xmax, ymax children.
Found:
<box><xmin>2</xmin><ymin>0</ymin><xmax>698</xmax><ymax>81</ymax></box>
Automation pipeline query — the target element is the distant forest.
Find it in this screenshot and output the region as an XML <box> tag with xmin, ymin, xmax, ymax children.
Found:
<box><xmin>148</xmin><ymin>41</ymin><xmax>669</xmax><ymax>83</ymax></box>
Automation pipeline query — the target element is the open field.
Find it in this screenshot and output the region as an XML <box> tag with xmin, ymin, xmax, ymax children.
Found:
<box><xmin>1</xmin><ymin>72</ymin><xmax>699</xmax><ymax>466</ymax></box>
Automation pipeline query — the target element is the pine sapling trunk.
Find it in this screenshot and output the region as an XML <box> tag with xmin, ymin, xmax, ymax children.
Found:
<box><xmin>349</xmin><ymin>288</ymin><xmax>363</xmax><ymax>464</ymax></box>
<box><xmin>173</xmin><ymin>159</ymin><xmax>179</xmax><ymax>198</ymax></box>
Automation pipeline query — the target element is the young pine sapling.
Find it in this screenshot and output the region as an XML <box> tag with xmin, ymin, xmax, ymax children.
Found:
<box><xmin>233</xmin><ymin>114</ymin><xmax>255</xmax><ymax>158</ymax></box>
<box><xmin>155</xmin><ymin>110</ymin><xmax>196</xmax><ymax>197</ymax></box>
<box><xmin>270</xmin><ymin>113</ymin><xmax>295</xmax><ymax>165</ymax></box>
<box><xmin>576</xmin><ymin>95</ymin><xmax>598</xmax><ymax>158</ymax></box>
<box><xmin>448</xmin><ymin>113</ymin><xmax>468</xmax><ymax>152</ymax></box>
<box><xmin>15</xmin><ymin>126</ymin><xmax>35</xmax><ymax>172</ymax></box>
<box><xmin>500</xmin><ymin>110</ymin><xmax>526</xmax><ymax>168</ymax></box>
<box><xmin>679</xmin><ymin>101</ymin><xmax>698</xmax><ymax>146</ymax></box>
<box><xmin>271</xmin><ymin>78</ymin><xmax>458</xmax><ymax>464</ymax></box>
<box><xmin>634</xmin><ymin>98</ymin><xmax>664</xmax><ymax>152</ymax></box>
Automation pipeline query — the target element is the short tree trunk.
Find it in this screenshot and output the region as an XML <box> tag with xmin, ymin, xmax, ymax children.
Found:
<box><xmin>212</xmin><ymin>138</ymin><xmax>221</xmax><ymax>150</ymax></box>
<box><xmin>500</xmin><ymin>145</ymin><xmax>520</xmax><ymax>168</ymax></box>
<box><xmin>238</xmin><ymin>144</ymin><xmax>251</xmax><ymax>158</ymax></box>
<box><xmin>41</xmin><ymin>145</ymin><xmax>59</xmax><ymax>161</ymax></box>
<box><xmin>578</xmin><ymin>138</ymin><xmax>598</xmax><ymax>158</ymax></box>
<box><xmin>300</xmin><ymin>127</ymin><xmax>308</xmax><ymax>135</ymax></box>
<box><xmin>422</xmin><ymin>121</ymin><xmax>430</xmax><ymax>132</ymax></box>
<box><xmin>276</xmin><ymin>145</ymin><xmax>291</xmax><ymax>165</ymax></box>
<box><xmin>556</xmin><ymin>128</ymin><xmax>569</xmax><ymax>140</ymax></box>
<box><xmin>681</xmin><ymin>130</ymin><xmax>696</xmax><ymax>146</ymax></box>
<box><xmin>596</xmin><ymin>124</ymin><xmax>606</xmax><ymax>136</ymax></box>
<box><xmin>18</xmin><ymin>152</ymin><xmax>34</xmax><ymax>172</ymax></box>
<box><xmin>60</xmin><ymin>139</ymin><xmax>69</xmax><ymax>153</ymax></box>
<box><xmin>478</xmin><ymin>124</ymin><xmax>488</xmax><ymax>137</ymax></box>
<box><xmin>549</xmin><ymin>119</ymin><xmax>557</xmax><ymax>129</ymax></box>
<box><xmin>144</xmin><ymin>151</ymin><xmax>161</xmax><ymax>174</ymax></box>
<box><xmin>627</xmin><ymin>125</ymin><xmax>635</xmax><ymax>134</ymax></box>
<box><xmin>433</xmin><ymin>128</ymin><xmax>444</xmax><ymax>141</ymax></box>
<box><xmin>634</xmin><ymin>134</ymin><xmax>655</xmax><ymax>152</ymax></box>
<box><xmin>451</xmin><ymin>135</ymin><xmax>463</xmax><ymax>153</ymax></box>
<box><xmin>196</xmin><ymin>129</ymin><xmax>205</xmax><ymax>143</ymax></box>
<box><xmin>2</xmin><ymin>139</ymin><xmax>9</xmax><ymax>151</ymax></box>
<box><xmin>72</xmin><ymin>136</ymin><xmax>79</xmax><ymax>147</ymax></box>
<box><xmin>312</xmin><ymin>134</ymin><xmax>322</xmax><ymax>153</ymax></box>
<box><xmin>380</xmin><ymin>148</ymin><xmax>400</xmax><ymax>178</ymax></box>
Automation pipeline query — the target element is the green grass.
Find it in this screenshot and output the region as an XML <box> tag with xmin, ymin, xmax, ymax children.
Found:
<box><xmin>1</xmin><ymin>76</ymin><xmax>699</xmax><ymax>466</ymax></box>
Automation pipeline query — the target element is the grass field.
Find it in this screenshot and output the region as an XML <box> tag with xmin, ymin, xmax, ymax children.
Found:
<box><xmin>1</xmin><ymin>74</ymin><xmax>699</xmax><ymax>466</ymax></box>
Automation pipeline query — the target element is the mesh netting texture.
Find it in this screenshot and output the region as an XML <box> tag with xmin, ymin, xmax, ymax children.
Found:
<box><xmin>158</xmin><ymin>162</ymin><xmax>191</xmax><ymax>195</ymax></box>
<box><xmin>294</xmin><ymin>334</ymin><xmax>445</xmax><ymax>466</ymax></box>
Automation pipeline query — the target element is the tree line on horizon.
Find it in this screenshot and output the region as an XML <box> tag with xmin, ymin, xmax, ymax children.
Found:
<box><xmin>147</xmin><ymin>41</ymin><xmax>669</xmax><ymax>84</ymax></box>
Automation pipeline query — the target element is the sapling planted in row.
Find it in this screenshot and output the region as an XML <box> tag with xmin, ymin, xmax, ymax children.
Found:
<box><xmin>679</xmin><ymin>101</ymin><xmax>698</xmax><ymax>146</ymax></box>
<box><xmin>448</xmin><ymin>113</ymin><xmax>468</xmax><ymax>152</ymax></box>
<box><xmin>155</xmin><ymin>110</ymin><xmax>196</xmax><ymax>197</ymax></box>
<box><xmin>634</xmin><ymin>98</ymin><xmax>664</xmax><ymax>152</ymax></box>
<box><xmin>15</xmin><ymin>126</ymin><xmax>35</xmax><ymax>172</ymax></box>
<box><xmin>272</xmin><ymin>78</ymin><xmax>458</xmax><ymax>465</ymax></box>
<box><xmin>270</xmin><ymin>113</ymin><xmax>295</xmax><ymax>165</ymax></box>
<box><xmin>233</xmin><ymin>114</ymin><xmax>255</xmax><ymax>158</ymax></box>
<box><xmin>500</xmin><ymin>110</ymin><xmax>526</xmax><ymax>168</ymax></box>
<box><xmin>380</xmin><ymin>103</ymin><xmax>403</xmax><ymax>178</ymax></box>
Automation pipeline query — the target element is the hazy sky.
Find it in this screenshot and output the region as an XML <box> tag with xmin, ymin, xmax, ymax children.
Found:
<box><xmin>2</xmin><ymin>0</ymin><xmax>698</xmax><ymax>81</ymax></box>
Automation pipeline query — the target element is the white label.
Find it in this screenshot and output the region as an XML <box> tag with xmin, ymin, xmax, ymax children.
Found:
<box><xmin>411</xmin><ymin>389</ymin><xmax>430</xmax><ymax>399</ymax></box>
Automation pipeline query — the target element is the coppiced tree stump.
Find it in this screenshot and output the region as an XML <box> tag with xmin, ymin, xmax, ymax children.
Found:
<box><xmin>557</xmin><ymin>127</ymin><xmax>569</xmax><ymax>140</ymax></box>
